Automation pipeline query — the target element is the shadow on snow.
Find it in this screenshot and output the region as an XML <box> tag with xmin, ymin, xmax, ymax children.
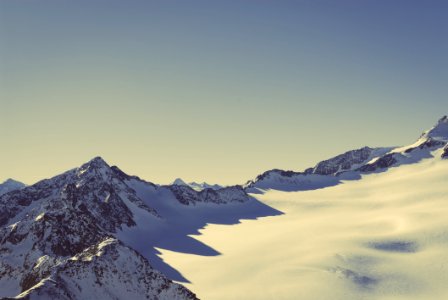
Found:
<box><xmin>118</xmin><ymin>181</ymin><xmax>283</xmax><ymax>283</ymax></box>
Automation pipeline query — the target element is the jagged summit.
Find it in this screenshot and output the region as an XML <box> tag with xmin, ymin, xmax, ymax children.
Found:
<box><xmin>0</xmin><ymin>157</ymin><xmax>199</xmax><ymax>299</ymax></box>
<box><xmin>89</xmin><ymin>155</ymin><xmax>109</xmax><ymax>164</ymax></box>
<box><xmin>74</xmin><ymin>156</ymin><xmax>118</xmax><ymax>184</ymax></box>
<box><xmin>78</xmin><ymin>156</ymin><xmax>110</xmax><ymax>171</ymax></box>
<box><xmin>0</xmin><ymin>154</ymin><xmax>258</xmax><ymax>299</ymax></box>
<box><xmin>422</xmin><ymin>115</ymin><xmax>448</xmax><ymax>141</ymax></box>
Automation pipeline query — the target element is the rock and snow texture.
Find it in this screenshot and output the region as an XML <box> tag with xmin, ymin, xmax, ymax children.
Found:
<box><xmin>172</xmin><ymin>178</ymin><xmax>223</xmax><ymax>191</ymax></box>
<box><xmin>244</xmin><ymin>169</ymin><xmax>342</xmax><ymax>192</ymax></box>
<box><xmin>159</xmin><ymin>144</ymin><xmax>448</xmax><ymax>300</ymax></box>
<box><xmin>358</xmin><ymin>115</ymin><xmax>448</xmax><ymax>172</ymax></box>
<box><xmin>422</xmin><ymin>115</ymin><xmax>448</xmax><ymax>140</ymax></box>
<box><xmin>0</xmin><ymin>157</ymin><xmax>199</xmax><ymax>299</ymax></box>
<box><xmin>0</xmin><ymin>179</ymin><xmax>25</xmax><ymax>196</ymax></box>
<box><xmin>443</xmin><ymin>144</ymin><xmax>448</xmax><ymax>158</ymax></box>
<box><xmin>2</xmin><ymin>115</ymin><xmax>448</xmax><ymax>299</ymax></box>
<box><xmin>188</xmin><ymin>182</ymin><xmax>223</xmax><ymax>191</ymax></box>
<box><xmin>167</xmin><ymin>184</ymin><xmax>248</xmax><ymax>205</ymax></box>
<box><xmin>0</xmin><ymin>156</ymin><xmax>273</xmax><ymax>299</ymax></box>
<box><xmin>12</xmin><ymin>239</ymin><xmax>196</xmax><ymax>300</ymax></box>
<box><xmin>246</xmin><ymin>116</ymin><xmax>448</xmax><ymax>192</ymax></box>
<box><xmin>306</xmin><ymin>146</ymin><xmax>393</xmax><ymax>176</ymax></box>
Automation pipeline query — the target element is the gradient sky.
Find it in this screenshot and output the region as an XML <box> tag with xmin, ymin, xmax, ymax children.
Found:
<box><xmin>1</xmin><ymin>0</ymin><xmax>447</xmax><ymax>185</ymax></box>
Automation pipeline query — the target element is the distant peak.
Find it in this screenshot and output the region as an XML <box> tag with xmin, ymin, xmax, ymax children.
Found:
<box><xmin>172</xmin><ymin>178</ymin><xmax>187</xmax><ymax>186</ymax></box>
<box><xmin>438</xmin><ymin>115</ymin><xmax>448</xmax><ymax>123</ymax></box>
<box><xmin>0</xmin><ymin>178</ymin><xmax>26</xmax><ymax>195</ymax></box>
<box><xmin>1</xmin><ymin>178</ymin><xmax>25</xmax><ymax>186</ymax></box>
<box><xmin>422</xmin><ymin>115</ymin><xmax>448</xmax><ymax>141</ymax></box>
<box><xmin>3</xmin><ymin>178</ymin><xmax>19</xmax><ymax>184</ymax></box>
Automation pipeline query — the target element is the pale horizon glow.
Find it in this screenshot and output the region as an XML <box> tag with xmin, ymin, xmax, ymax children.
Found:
<box><xmin>1</xmin><ymin>0</ymin><xmax>447</xmax><ymax>185</ymax></box>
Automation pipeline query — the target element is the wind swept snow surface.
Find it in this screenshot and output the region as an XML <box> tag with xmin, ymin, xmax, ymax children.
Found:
<box><xmin>160</xmin><ymin>150</ymin><xmax>448</xmax><ymax>300</ymax></box>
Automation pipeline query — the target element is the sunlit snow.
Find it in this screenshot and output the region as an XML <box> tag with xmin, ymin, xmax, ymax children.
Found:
<box><xmin>160</xmin><ymin>150</ymin><xmax>448</xmax><ymax>300</ymax></box>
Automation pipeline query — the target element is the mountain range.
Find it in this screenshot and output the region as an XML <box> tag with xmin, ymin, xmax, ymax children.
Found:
<box><xmin>0</xmin><ymin>157</ymin><xmax>277</xmax><ymax>299</ymax></box>
<box><xmin>1</xmin><ymin>116</ymin><xmax>447</xmax><ymax>299</ymax></box>
<box><xmin>171</xmin><ymin>178</ymin><xmax>223</xmax><ymax>192</ymax></box>
<box><xmin>245</xmin><ymin>115</ymin><xmax>448</xmax><ymax>192</ymax></box>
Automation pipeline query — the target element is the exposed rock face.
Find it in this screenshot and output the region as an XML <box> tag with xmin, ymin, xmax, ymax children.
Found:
<box><xmin>13</xmin><ymin>239</ymin><xmax>197</xmax><ymax>300</ymax></box>
<box><xmin>245</xmin><ymin>116</ymin><xmax>448</xmax><ymax>192</ymax></box>
<box><xmin>244</xmin><ymin>147</ymin><xmax>388</xmax><ymax>191</ymax></box>
<box><xmin>0</xmin><ymin>157</ymin><xmax>197</xmax><ymax>300</ymax></box>
<box><xmin>356</xmin><ymin>153</ymin><xmax>400</xmax><ymax>172</ymax></box>
<box><xmin>309</xmin><ymin>146</ymin><xmax>376</xmax><ymax>175</ymax></box>
<box><xmin>0</xmin><ymin>155</ymin><xmax>256</xmax><ymax>299</ymax></box>
<box><xmin>171</xmin><ymin>178</ymin><xmax>223</xmax><ymax>191</ymax></box>
<box><xmin>421</xmin><ymin>115</ymin><xmax>448</xmax><ymax>141</ymax></box>
<box><xmin>167</xmin><ymin>184</ymin><xmax>250</xmax><ymax>205</ymax></box>
<box><xmin>404</xmin><ymin>138</ymin><xmax>446</xmax><ymax>154</ymax></box>
<box><xmin>187</xmin><ymin>182</ymin><xmax>223</xmax><ymax>191</ymax></box>
<box><xmin>442</xmin><ymin>145</ymin><xmax>448</xmax><ymax>159</ymax></box>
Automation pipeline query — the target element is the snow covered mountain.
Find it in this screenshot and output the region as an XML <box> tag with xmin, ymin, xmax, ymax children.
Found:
<box><xmin>246</xmin><ymin>116</ymin><xmax>448</xmax><ymax>192</ymax></box>
<box><xmin>167</xmin><ymin>184</ymin><xmax>248</xmax><ymax>205</ymax></box>
<box><xmin>0</xmin><ymin>179</ymin><xmax>26</xmax><ymax>196</ymax></box>
<box><xmin>172</xmin><ymin>178</ymin><xmax>189</xmax><ymax>186</ymax></box>
<box><xmin>357</xmin><ymin>115</ymin><xmax>448</xmax><ymax>172</ymax></box>
<box><xmin>162</xmin><ymin>134</ymin><xmax>448</xmax><ymax>300</ymax></box>
<box><xmin>3</xmin><ymin>116</ymin><xmax>446</xmax><ymax>299</ymax></box>
<box><xmin>171</xmin><ymin>178</ymin><xmax>223</xmax><ymax>191</ymax></box>
<box><xmin>188</xmin><ymin>182</ymin><xmax>223</xmax><ymax>191</ymax></box>
<box><xmin>0</xmin><ymin>157</ymin><xmax>196</xmax><ymax>299</ymax></box>
<box><xmin>0</xmin><ymin>157</ymin><xmax>264</xmax><ymax>299</ymax></box>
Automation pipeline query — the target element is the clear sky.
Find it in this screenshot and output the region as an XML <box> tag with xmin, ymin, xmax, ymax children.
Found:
<box><xmin>1</xmin><ymin>0</ymin><xmax>447</xmax><ymax>185</ymax></box>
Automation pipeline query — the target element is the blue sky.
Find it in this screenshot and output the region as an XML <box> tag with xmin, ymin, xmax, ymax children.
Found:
<box><xmin>1</xmin><ymin>0</ymin><xmax>447</xmax><ymax>185</ymax></box>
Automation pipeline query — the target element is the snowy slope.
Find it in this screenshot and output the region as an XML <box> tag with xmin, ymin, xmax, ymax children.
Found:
<box><xmin>0</xmin><ymin>179</ymin><xmax>25</xmax><ymax>196</ymax></box>
<box><xmin>0</xmin><ymin>156</ymin><xmax>271</xmax><ymax>299</ymax></box>
<box><xmin>246</xmin><ymin>116</ymin><xmax>448</xmax><ymax>192</ymax></box>
<box><xmin>116</xmin><ymin>177</ymin><xmax>280</xmax><ymax>282</ymax></box>
<box><xmin>159</xmin><ymin>146</ymin><xmax>448</xmax><ymax>300</ymax></box>
<box><xmin>0</xmin><ymin>157</ymin><xmax>197</xmax><ymax>299</ymax></box>
<box><xmin>2</xmin><ymin>116</ymin><xmax>447</xmax><ymax>299</ymax></box>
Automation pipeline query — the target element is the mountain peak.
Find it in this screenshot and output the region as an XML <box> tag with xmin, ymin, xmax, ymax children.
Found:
<box><xmin>76</xmin><ymin>156</ymin><xmax>112</xmax><ymax>180</ymax></box>
<box><xmin>422</xmin><ymin>115</ymin><xmax>448</xmax><ymax>141</ymax></box>
<box><xmin>80</xmin><ymin>156</ymin><xmax>110</xmax><ymax>170</ymax></box>
<box><xmin>87</xmin><ymin>156</ymin><xmax>109</xmax><ymax>166</ymax></box>
<box><xmin>438</xmin><ymin>115</ymin><xmax>448</xmax><ymax>123</ymax></box>
<box><xmin>2</xmin><ymin>178</ymin><xmax>23</xmax><ymax>185</ymax></box>
<box><xmin>0</xmin><ymin>179</ymin><xmax>26</xmax><ymax>196</ymax></box>
<box><xmin>172</xmin><ymin>178</ymin><xmax>188</xmax><ymax>186</ymax></box>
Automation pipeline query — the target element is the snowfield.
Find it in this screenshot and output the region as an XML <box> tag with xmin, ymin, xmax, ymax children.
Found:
<box><xmin>1</xmin><ymin>117</ymin><xmax>447</xmax><ymax>299</ymax></box>
<box><xmin>160</xmin><ymin>148</ymin><xmax>448</xmax><ymax>300</ymax></box>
